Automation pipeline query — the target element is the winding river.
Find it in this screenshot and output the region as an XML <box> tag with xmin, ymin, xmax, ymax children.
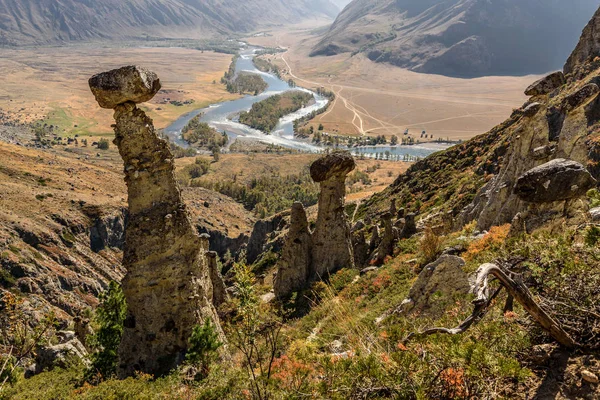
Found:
<box><xmin>164</xmin><ymin>45</ymin><xmax>450</xmax><ymax>159</ymax></box>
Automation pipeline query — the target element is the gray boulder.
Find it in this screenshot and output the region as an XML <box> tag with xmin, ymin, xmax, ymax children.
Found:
<box><xmin>89</xmin><ymin>65</ymin><xmax>161</xmax><ymax>109</ymax></box>
<box><xmin>565</xmin><ymin>83</ymin><xmax>600</xmax><ymax>109</ymax></box>
<box><xmin>397</xmin><ymin>255</ymin><xmax>471</xmax><ymax>318</ymax></box>
<box><xmin>514</xmin><ymin>159</ymin><xmax>597</xmax><ymax>203</ymax></box>
<box><xmin>524</xmin><ymin>72</ymin><xmax>565</xmax><ymax>96</ymax></box>
<box><xmin>35</xmin><ymin>337</ymin><xmax>89</xmax><ymax>374</ymax></box>
<box><xmin>590</xmin><ymin>207</ymin><xmax>600</xmax><ymax>221</ymax></box>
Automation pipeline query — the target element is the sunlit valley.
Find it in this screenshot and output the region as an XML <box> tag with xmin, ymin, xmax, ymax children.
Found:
<box><xmin>1</xmin><ymin>1</ymin><xmax>600</xmax><ymax>399</ymax></box>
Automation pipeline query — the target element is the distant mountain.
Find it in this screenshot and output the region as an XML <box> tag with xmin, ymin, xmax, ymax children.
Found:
<box><xmin>329</xmin><ymin>0</ymin><xmax>352</xmax><ymax>10</ymax></box>
<box><xmin>0</xmin><ymin>0</ymin><xmax>339</xmax><ymax>45</ymax></box>
<box><xmin>312</xmin><ymin>0</ymin><xmax>600</xmax><ymax>77</ymax></box>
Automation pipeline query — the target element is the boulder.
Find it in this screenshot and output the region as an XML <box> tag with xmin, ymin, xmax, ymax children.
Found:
<box><xmin>524</xmin><ymin>72</ymin><xmax>565</xmax><ymax>96</ymax></box>
<box><xmin>35</xmin><ymin>338</ymin><xmax>89</xmax><ymax>374</ymax></box>
<box><xmin>397</xmin><ymin>255</ymin><xmax>471</xmax><ymax>318</ymax></box>
<box><xmin>522</xmin><ymin>102</ymin><xmax>543</xmax><ymax>117</ymax></box>
<box><xmin>273</xmin><ymin>203</ymin><xmax>312</xmax><ymax>298</ymax></box>
<box><xmin>590</xmin><ymin>207</ymin><xmax>600</xmax><ymax>221</ymax></box>
<box><xmin>514</xmin><ymin>159</ymin><xmax>597</xmax><ymax>203</ymax></box>
<box><xmin>89</xmin><ymin>66</ymin><xmax>161</xmax><ymax>109</ymax></box>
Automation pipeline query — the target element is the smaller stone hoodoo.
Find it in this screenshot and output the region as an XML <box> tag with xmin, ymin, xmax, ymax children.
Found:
<box><xmin>273</xmin><ymin>203</ymin><xmax>313</xmax><ymax>298</ymax></box>
<box><xmin>310</xmin><ymin>152</ymin><xmax>356</xmax><ymax>278</ymax></box>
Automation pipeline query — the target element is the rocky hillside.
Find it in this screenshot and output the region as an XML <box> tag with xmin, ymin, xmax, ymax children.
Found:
<box><xmin>312</xmin><ymin>0</ymin><xmax>600</xmax><ymax>77</ymax></box>
<box><xmin>0</xmin><ymin>0</ymin><xmax>339</xmax><ymax>45</ymax></box>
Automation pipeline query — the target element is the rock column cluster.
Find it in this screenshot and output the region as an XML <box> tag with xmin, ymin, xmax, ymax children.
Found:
<box><xmin>274</xmin><ymin>152</ymin><xmax>356</xmax><ymax>298</ymax></box>
<box><xmin>89</xmin><ymin>66</ymin><xmax>223</xmax><ymax>377</ymax></box>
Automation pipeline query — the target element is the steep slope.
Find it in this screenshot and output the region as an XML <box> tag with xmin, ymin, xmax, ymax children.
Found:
<box><xmin>361</xmin><ymin>5</ymin><xmax>600</xmax><ymax>231</ymax></box>
<box><xmin>312</xmin><ymin>0</ymin><xmax>600</xmax><ymax>77</ymax></box>
<box><xmin>0</xmin><ymin>0</ymin><xmax>339</xmax><ymax>45</ymax></box>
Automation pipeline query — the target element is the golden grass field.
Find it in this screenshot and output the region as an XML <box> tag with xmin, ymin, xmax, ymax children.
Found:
<box><xmin>0</xmin><ymin>46</ymin><xmax>239</xmax><ymax>135</ymax></box>
<box><xmin>248</xmin><ymin>23</ymin><xmax>540</xmax><ymax>141</ymax></box>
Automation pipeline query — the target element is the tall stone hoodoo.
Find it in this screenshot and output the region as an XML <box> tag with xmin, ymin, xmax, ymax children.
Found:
<box><xmin>89</xmin><ymin>66</ymin><xmax>223</xmax><ymax>377</ymax></box>
<box><xmin>372</xmin><ymin>212</ymin><xmax>394</xmax><ymax>266</ymax></box>
<box><xmin>273</xmin><ymin>203</ymin><xmax>313</xmax><ymax>298</ymax></box>
<box><xmin>310</xmin><ymin>152</ymin><xmax>356</xmax><ymax>277</ymax></box>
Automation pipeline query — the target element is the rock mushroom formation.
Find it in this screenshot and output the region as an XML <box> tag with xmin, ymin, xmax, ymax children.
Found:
<box><xmin>273</xmin><ymin>203</ymin><xmax>312</xmax><ymax>298</ymax></box>
<box><xmin>89</xmin><ymin>65</ymin><xmax>223</xmax><ymax>377</ymax></box>
<box><xmin>206</xmin><ymin>251</ymin><xmax>228</xmax><ymax>307</ymax></box>
<box><xmin>310</xmin><ymin>152</ymin><xmax>356</xmax><ymax>277</ymax></box>
<box><xmin>400</xmin><ymin>213</ymin><xmax>417</xmax><ymax>239</ymax></box>
<box><xmin>514</xmin><ymin>159</ymin><xmax>597</xmax><ymax>203</ymax></box>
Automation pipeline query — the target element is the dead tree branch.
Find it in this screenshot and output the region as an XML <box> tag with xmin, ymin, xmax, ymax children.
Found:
<box><xmin>404</xmin><ymin>263</ymin><xmax>578</xmax><ymax>348</ymax></box>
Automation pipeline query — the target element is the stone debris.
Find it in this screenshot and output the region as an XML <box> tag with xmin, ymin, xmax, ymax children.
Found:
<box><xmin>89</xmin><ymin>66</ymin><xmax>223</xmax><ymax>377</ymax></box>
<box><xmin>582</xmin><ymin>370</ymin><xmax>599</xmax><ymax>384</ymax></box>
<box><xmin>514</xmin><ymin>159</ymin><xmax>597</xmax><ymax>203</ymax></box>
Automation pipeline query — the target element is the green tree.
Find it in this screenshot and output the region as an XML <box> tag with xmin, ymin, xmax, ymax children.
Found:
<box><xmin>186</xmin><ymin>318</ymin><xmax>223</xmax><ymax>379</ymax></box>
<box><xmin>318</xmin><ymin>123</ymin><xmax>324</xmax><ymax>131</ymax></box>
<box><xmin>390</xmin><ymin>135</ymin><xmax>398</xmax><ymax>146</ymax></box>
<box><xmin>97</xmin><ymin>138</ymin><xmax>110</xmax><ymax>150</ymax></box>
<box><xmin>87</xmin><ymin>281</ymin><xmax>126</xmax><ymax>382</ymax></box>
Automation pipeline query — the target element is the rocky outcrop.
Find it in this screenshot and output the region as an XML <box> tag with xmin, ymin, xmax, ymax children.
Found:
<box><xmin>89</xmin><ymin>66</ymin><xmax>222</xmax><ymax>378</ymax></box>
<box><xmin>89</xmin><ymin>210</ymin><xmax>126</xmax><ymax>253</ymax></box>
<box><xmin>514</xmin><ymin>159</ymin><xmax>597</xmax><ymax>203</ymax></box>
<box><xmin>372</xmin><ymin>212</ymin><xmax>394</xmax><ymax>266</ymax></box>
<box><xmin>564</xmin><ymin>6</ymin><xmax>600</xmax><ymax>75</ymax></box>
<box><xmin>34</xmin><ymin>333</ymin><xmax>89</xmax><ymax>375</ymax></box>
<box><xmin>310</xmin><ymin>152</ymin><xmax>356</xmax><ymax>277</ymax></box>
<box><xmin>247</xmin><ymin>212</ymin><xmax>289</xmax><ymax>264</ymax></box>
<box><xmin>525</xmin><ymin>72</ymin><xmax>566</xmax><ymax>96</ymax></box>
<box><xmin>273</xmin><ymin>203</ymin><xmax>312</xmax><ymax>298</ymax></box>
<box><xmin>396</xmin><ymin>255</ymin><xmax>471</xmax><ymax>318</ymax></box>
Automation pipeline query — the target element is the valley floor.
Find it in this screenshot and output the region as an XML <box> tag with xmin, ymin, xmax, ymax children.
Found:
<box><xmin>247</xmin><ymin>23</ymin><xmax>537</xmax><ymax>141</ymax></box>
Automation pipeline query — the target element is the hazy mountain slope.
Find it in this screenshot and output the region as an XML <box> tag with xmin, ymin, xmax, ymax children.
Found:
<box><xmin>0</xmin><ymin>0</ymin><xmax>339</xmax><ymax>45</ymax></box>
<box><xmin>312</xmin><ymin>0</ymin><xmax>600</xmax><ymax>77</ymax></box>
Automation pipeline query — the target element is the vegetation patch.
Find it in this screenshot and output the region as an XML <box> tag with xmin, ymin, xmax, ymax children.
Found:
<box><xmin>239</xmin><ymin>91</ymin><xmax>314</xmax><ymax>133</ymax></box>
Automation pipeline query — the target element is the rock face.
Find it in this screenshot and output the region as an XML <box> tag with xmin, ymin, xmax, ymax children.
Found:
<box><xmin>89</xmin><ymin>66</ymin><xmax>222</xmax><ymax>377</ymax></box>
<box><xmin>206</xmin><ymin>251</ymin><xmax>228</xmax><ymax>308</ymax></box>
<box><xmin>273</xmin><ymin>203</ymin><xmax>312</xmax><ymax>298</ymax></box>
<box><xmin>565</xmin><ymin>6</ymin><xmax>600</xmax><ymax>75</ymax></box>
<box><xmin>525</xmin><ymin>72</ymin><xmax>566</xmax><ymax>96</ymax></box>
<box><xmin>310</xmin><ymin>152</ymin><xmax>356</xmax><ymax>277</ymax></box>
<box><xmin>397</xmin><ymin>255</ymin><xmax>471</xmax><ymax>318</ymax></box>
<box><xmin>514</xmin><ymin>159</ymin><xmax>597</xmax><ymax>203</ymax></box>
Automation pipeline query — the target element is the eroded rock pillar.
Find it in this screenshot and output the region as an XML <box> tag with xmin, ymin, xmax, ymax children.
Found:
<box><xmin>273</xmin><ymin>203</ymin><xmax>312</xmax><ymax>298</ymax></box>
<box><xmin>310</xmin><ymin>152</ymin><xmax>356</xmax><ymax>277</ymax></box>
<box><xmin>89</xmin><ymin>66</ymin><xmax>222</xmax><ymax>377</ymax></box>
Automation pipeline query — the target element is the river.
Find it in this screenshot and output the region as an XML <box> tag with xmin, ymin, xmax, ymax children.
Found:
<box><xmin>164</xmin><ymin>45</ymin><xmax>451</xmax><ymax>159</ymax></box>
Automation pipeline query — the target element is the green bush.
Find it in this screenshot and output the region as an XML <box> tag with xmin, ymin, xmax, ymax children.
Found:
<box><xmin>97</xmin><ymin>139</ymin><xmax>110</xmax><ymax>150</ymax></box>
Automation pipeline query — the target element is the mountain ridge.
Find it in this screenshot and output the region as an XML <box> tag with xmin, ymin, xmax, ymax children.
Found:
<box><xmin>312</xmin><ymin>0</ymin><xmax>600</xmax><ymax>77</ymax></box>
<box><xmin>0</xmin><ymin>0</ymin><xmax>340</xmax><ymax>45</ymax></box>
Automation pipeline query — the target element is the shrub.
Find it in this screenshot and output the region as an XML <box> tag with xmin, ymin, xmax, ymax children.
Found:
<box><xmin>419</xmin><ymin>227</ymin><xmax>442</xmax><ymax>266</ymax></box>
<box><xmin>585</xmin><ymin>225</ymin><xmax>600</xmax><ymax>247</ymax></box>
<box><xmin>97</xmin><ymin>139</ymin><xmax>110</xmax><ymax>150</ymax></box>
<box><xmin>87</xmin><ymin>281</ymin><xmax>126</xmax><ymax>382</ymax></box>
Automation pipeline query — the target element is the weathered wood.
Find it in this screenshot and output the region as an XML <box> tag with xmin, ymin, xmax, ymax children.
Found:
<box><xmin>404</xmin><ymin>263</ymin><xmax>577</xmax><ymax>348</ymax></box>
